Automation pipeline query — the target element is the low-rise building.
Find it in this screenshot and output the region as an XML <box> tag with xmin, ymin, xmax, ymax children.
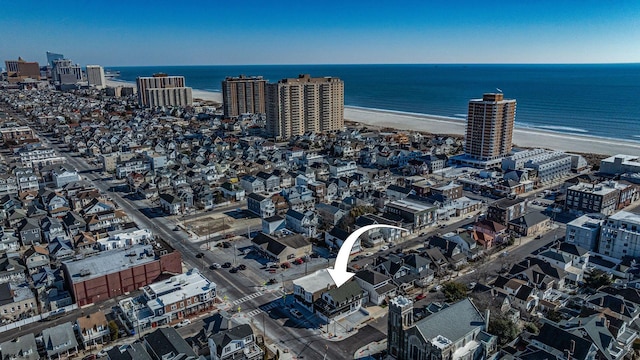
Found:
<box><xmin>0</xmin><ymin>333</ymin><xmax>38</xmax><ymax>360</ymax></box>
<box><xmin>508</xmin><ymin>211</ymin><xmax>551</xmax><ymax>236</ymax></box>
<box><xmin>41</xmin><ymin>322</ymin><xmax>79</xmax><ymax>359</ymax></box>
<box><xmin>565</xmin><ymin>214</ymin><xmax>604</xmax><ymax>251</ymax></box>
<box><xmin>565</xmin><ymin>180</ymin><xmax>636</xmax><ymax>216</ymax></box>
<box><xmin>62</xmin><ymin>242</ymin><xmax>182</xmax><ymax>306</ymax></box>
<box><xmin>143</xmin><ymin>327</ymin><xmax>198</xmax><ymax>360</ymax></box>
<box><xmin>487</xmin><ymin>197</ymin><xmax>528</xmax><ymax>225</ymax></box>
<box><xmin>385</xmin><ymin>197</ymin><xmax>437</xmax><ymax>230</ymax></box>
<box><xmin>247</xmin><ymin>193</ymin><xmax>275</xmax><ymax>218</ymax></box>
<box><xmin>354</xmin><ymin>269</ymin><xmax>397</xmax><ymax>305</ymax></box>
<box><xmin>251</xmin><ymin>232</ymin><xmax>311</xmax><ymax>263</ymax></box>
<box><xmin>292</xmin><ymin>269</ymin><xmax>335</xmax><ymax>313</ymax></box>
<box><xmin>314</xmin><ymin>280</ymin><xmax>364</xmax><ymax>323</ymax></box>
<box><xmin>598</xmin><ymin>211</ymin><xmax>640</xmax><ymax>259</ymax></box>
<box><xmin>208</xmin><ymin>324</ymin><xmax>264</xmax><ymax>360</ymax></box>
<box><xmin>77</xmin><ymin>311</ymin><xmax>110</xmax><ymax>347</ymax></box>
<box><xmin>0</xmin><ymin>283</ymin><xmax>38</xmax><ymax>322</ymax></box>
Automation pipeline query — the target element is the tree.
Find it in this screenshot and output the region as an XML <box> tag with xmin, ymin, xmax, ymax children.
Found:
<box><xmin>488</xmin><ymin>315</ymin><xmax>519</xmax><ymax>345</ymax></box>
<box><xmin>584</xmin><ymin>269</ymin><xmax>612</xmax><ymax>290</ymax></box>
<box><xmin>546</xmin><ymin>309</ymin><xmax>563</xmax><ymax>323</ymax></box>
<box><xmin>442</xmin><ymin>281</ymin><xmax>468</xmax><ymax>302</ymax></box>
<box><xmin>108</xmin><ymin>320</ymin><xmax>119</xmax><ymax>341</ymax></box>
<box><xmin>524</xmin><ymin>322</ymin><xmax>539</xmax><ymax>335</ymax></box>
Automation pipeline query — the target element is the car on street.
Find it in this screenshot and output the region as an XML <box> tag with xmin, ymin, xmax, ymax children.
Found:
<box><xmin>237</xmin><ymin>264</ymin><xmax>247</xmax><ymax>270</ymax></box>
<box><xmin>222</xmin><ymin>262</ymin><xmax>232</xmax><ymax>268</ymax></box>
<box><xmin>414</xmin><ymin>293</ymin><xmax>426</xmax><ymax>301</ymax></box>
<box><xmin>290</xmin><ymin>308</ymin><xmax>303</xmax><ymax>319</ymax></box>
<box><xmin>281</xmin><ymin>262</ymin><xmax>291</xmax><ymax>268</ymax></box>
<box><xmin>229</xmin><ymin>267</ymin><xmax>238</xmax><ymax>273</ymax></box>
<box><xmin>209</xmin><ymin>263</ymin><xmax>221</xmax><ymax>270</ymax></box>
<box><xmin>175</xmin><ymin>319</ymin><xmax>191</xmax><ymax>328</ymax></box>
<box><xmin>380</xmin><ymin>245</ymin><xmax>389</xmax><ymax>252</ymax></box>
<box><xmin>195</xmin><ymin>252</ymin><xmax>204</xmax><ymax>258</ymax></box>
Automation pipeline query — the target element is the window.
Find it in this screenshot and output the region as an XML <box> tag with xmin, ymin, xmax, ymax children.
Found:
<box><xmin>180</xmin><ymin>302</ymin><xmax>184</xmax><ymax>308</ymax></box>
<box><xmin>171</xmin><ymin>304</ymin><xmax>177</xmax><ymax>311</ymax></box>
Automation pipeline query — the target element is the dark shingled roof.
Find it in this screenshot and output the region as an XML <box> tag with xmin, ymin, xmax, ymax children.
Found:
<box><xmin>210</xmin><ymin>324</ymin><xmax>254</xmax><ymax>356</ymax></box>
<box><xmin>414</xmin><ymin>298</ymin><xmax>485</xmax><ymax>344</ymax></box>
<box><xmin>355</xmin><ymin>269</ymin><xmax>390</xmax><ymax>285</ymax></box>
<box><xmin>143</xmin><ymin>327</ymin><xmax>197</xmax><ymax>359</ymax></box>
<box><xmin>532</xmin><ymin>323</ymin><xmax>594</xmax><ymax>360</ymax></box>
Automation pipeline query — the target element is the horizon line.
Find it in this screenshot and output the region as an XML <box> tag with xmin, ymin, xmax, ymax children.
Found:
<box><xmin>103</xmin><ymin>61</ymin><xmax>640</xmax><ymax>68</ymax></box>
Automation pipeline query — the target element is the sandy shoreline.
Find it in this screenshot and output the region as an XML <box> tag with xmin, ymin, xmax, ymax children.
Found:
<box><xmin>105</xmin><ymin>79</ymin><xmax>638</xmax><ymax>156</ymax></box>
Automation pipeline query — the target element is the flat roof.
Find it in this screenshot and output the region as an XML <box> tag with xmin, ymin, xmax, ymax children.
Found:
<box><xmin>146</xmin><ymin>269</ymin><xmax>214</xmax><ymax>311</ymax></box>
<box><xmin>609</xmin><ymin>210</ymin><xmax>640</xmax><ymax>224</ymax></box>
<box><xmin>387</xmin><ymin>198</ymin><xmax>436</xmax><ymax>213</ymax></box>
<box><xmin>63</xmin><ymin>244</ymin><xmax>157</xmax><ymax>283</ymax></box>
<box><xmin>293</xmin><ymin>269</ymin><xmax>334</xmax><ymax>294</ymax></box>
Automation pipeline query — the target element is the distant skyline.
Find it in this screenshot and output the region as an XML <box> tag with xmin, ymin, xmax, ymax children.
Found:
<box><xmin>2</xmin><ymin>0</ymin><xmax>640</xmax><ymax>67</ymax></box>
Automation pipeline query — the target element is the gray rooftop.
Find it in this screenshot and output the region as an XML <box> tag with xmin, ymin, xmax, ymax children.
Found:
<box><xmin>414</xmin><ymin>298</ymin><xmax>485</xmax><ymax>346</ymax></box>
<box><xmin>63</xmin><ymin>244</ymin><xmax>157</xmax><ymax>283</ymax></box>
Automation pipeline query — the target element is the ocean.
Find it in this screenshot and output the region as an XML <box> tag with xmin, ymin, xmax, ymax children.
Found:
<box><xmin>109</xmin><ymin>64</ymin><xmax>640</xmax><ymax>142</ymax></box>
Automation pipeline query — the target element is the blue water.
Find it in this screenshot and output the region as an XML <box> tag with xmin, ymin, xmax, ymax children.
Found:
<box><xmin>109</xmin><ymin>64</ymin><xmax>640</xmax><ymax>142</ymax></box>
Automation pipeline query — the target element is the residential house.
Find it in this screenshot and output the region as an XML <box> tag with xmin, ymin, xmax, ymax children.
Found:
<box><xmin>473</xmin><ymin>220</ymin><xmax>507</xmax><ymax>247</ymax></box>
<box><xmin>325</xmin><ymin>227</ymin><xmax>361</xmax><ymax>254</ymax></box>
<box><xmin>315</xmin><ymin>203</ymin><xmax>346</xmax><ymax>227</ymax></box>
<box><xmin>0</xmin><ymin>253</ymin><xmax>26</xmax><ymax>284</ymax></box>
<box><xmin>208</xmin><ymin>324</ymin><xmax>263</xmax><ymax>360</ymax></box>
<box><xmin>247</xmin><ymin>193</ymin><xmax>275</xmax><ymax>218</ymax></box>
<box><xmin>143</xmin><ymin>327</ymin><xmax>198</xmax><ymax>360</ymax></box>
<box><xmin>0</xmin><ymin>283</ymin><xmax>39</xmax><ymax>322</ymax></box>
<box><xmin>261</xmin><ymin>215</ymin><xmax>286</xmax><ymax>235</ymax></box>
<box><xmin>51</xmin><ymin>164</ymin><xmax>81</xmax><ymax>188</ymax></box>
<box><xmin>255</xmin><ymin>171</ymin><xmax>280</xmax><ymax>192</ymax></box>
<box><xmin>285</xmin><ymin>209</ymin><xmax>318</xmax><ymax>238</ymax></box>
<box><xmin>292</xmin><ymin>269</ymin><xmax>336</xmax><ymax>313</ymax></box>
<box><xmin>314</xmin><ymin>280</ymin><xmax>364</xmax><ymax>323</ymax></box>
<box><xmin>159</xmin><ymin>193</ymin><xmax>183</xmax><ymax>215</ymax></box>
<box><xmin>17</xmin><ymin>218</ymin><xmax>41</xmax><ymax>246</ymax></box>
<box><xmin>23</xmin><ymin>245</ymin><xmax>49</xmax><ymax>274</ymax></box>
<box><xmin>354</xmin><ymin>269</ymin><xmax>397</xmax><ymax>305</ymax></box>
<box><xmin>239</xmin><ymin>175</ymin><xmax>265</xmax><ymax>194</ymax></box>
<box><xmin>0</xmin><ymin>333</ymin><xmax>38</xmax><ymax>360</ymax></box>
<box><xmin>77</xmin><ymin>312</ymin><xmax>110</xmax><ymax>346</ymax></box>
<box><xmin>508</xmin><ymin>211</ymin><xmax>551</xmax><ymax>236</ymax></box>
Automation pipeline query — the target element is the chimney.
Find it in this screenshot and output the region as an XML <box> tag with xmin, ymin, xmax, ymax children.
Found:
<box><xmin>600</xmin><ymin>297</ymin><xmax>604</xmax><ymax>307</ymax></box>
<box><xmin>578</xmin><ymin>319</ymin><xmax>582</xmax><ymax>326</ymax></box>
<box><xmin>484</xmin><ymin>309</ymin><xmax>490</xmax><ymax>330</ymax></box>
<box><xmin>527</xmin><ymin>259</ymin><xmax>530</xmax><ymax>268</ymax></box>
<box><xmin>570</xmin><ymin>339</ymin><xmax>576</xmax><ymax>354</ymax></box>
<box><xmin>621</xmin><ymin>303</ymin><xmax>625</xmax><ymax>314</ymax></box>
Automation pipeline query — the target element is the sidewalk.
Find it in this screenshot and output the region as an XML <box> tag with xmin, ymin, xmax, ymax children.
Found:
<box><xmin>319</xmin><ymin>305</ymin><xmax>387</xmax><ymax>342</ymax></box>
<box><xmin>354</xmin><ymin>339</ymin><xmax>386</xmax><ymax>359</ymax></box>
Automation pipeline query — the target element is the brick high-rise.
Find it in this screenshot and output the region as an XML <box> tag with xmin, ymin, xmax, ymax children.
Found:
<box><xmin>222</xmin><ymin>75</ymin><xmax>267</xmax><ymax>117</ymax></box>
<box><xmin>465</xmin><ymin>93</ymin><xmax>516</xmax><ymax>161</ymax></box>
<box><xmin>266</xmin><ymin>74</ymin><xmax>344</xmax><ymax>139</ymax></box>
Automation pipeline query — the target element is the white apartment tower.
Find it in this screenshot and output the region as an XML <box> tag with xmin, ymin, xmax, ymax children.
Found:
<box><xmin>599</xmin><ymin>211</ymin><xmax>640</xmax><ymax>259</ymax></box>
<box><xmin>266</xmin><ymin>74</ymin><xmax>344</xmax><ymax>139</ymax></box>
<box><xmin>136</xmin><ymin>74</ymin><xmax>192</xmax><ymax>107</ymax></box>
<box><xmin>86</xmin><ymin>65</ymin><xmax>106</xmax><ymax>89</ymax></box>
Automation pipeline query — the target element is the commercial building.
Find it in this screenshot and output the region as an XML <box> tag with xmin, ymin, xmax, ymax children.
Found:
<box><xmin>598</xmin><ymin>211</ymin><xmax>640</xmax><ymax>259</ymax></box>
<box><xmin>251</xmin><ymin>232</ymin><xmax>311</xmax><ymax>264</ymax></box>
<box><xmin>62</xmin><ymin>242</ymin><xmax>182</xmax><ymax>306</ymax></box>
<box><xmin>46</xmin><ymin>51</ymin><xmax>64</xmax><ymax>68</ymax></box>
<box><xmin>464</xmin><ymin>93</ymin><xmax>516</xmax><ymax>165</ymax></box>
<box><xmin>136</xmin><ymin>74</ymin><xmax>192</xmax><ymax>107</ymax></box>
<box><xmin>600</xmin><ymin>154</ymin><xmax>640</xmax><ymax>176</ymax></box>
<box><xmin>0</xmin><ymin>126</ymin><xmax>36</xmax><ymax>144</ymax></box>
<box><xmin>266</xmin><ymin>74</ymin><xmax>344</xmax><ymax>139</ymax></box>
<box><xmin>385</xmin><ymin>197</ymin><xmax>437</xmax><ymax>230</ymax></box>
<box><xmin>86</xmin><ymin>65</ymin><xmax>106</xmax><ymax>89</ymax></box>
<box><xmin>222</xmin><ymin>75</ymin><xmax>267</xmax><ymax>117</ymax></box>
<box><xmin>4</xmin><ymin>57</ymin><xmax>40</xmax><ymax>83</ymax></box>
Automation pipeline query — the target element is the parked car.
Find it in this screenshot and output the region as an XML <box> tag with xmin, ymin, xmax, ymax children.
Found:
<box><xmin>414</xmin><ymin>293</ymin><xmax>426</xmax><ymax>301</ymax></box>
<box><xmin>280</xmin><ymin>262</ymin><xmax>291</xmax><ymax>269</ymax></box>
<box><xmin>289</xmin><ymin>309</ymin><xmax>303</xmax><ymax>319</ymax></box>
<box><xmin>209</xmin><ymin>263</ymin><xmax>221</xmax><ymax>270</ymax></box>
<box><xmin>380</xmin><ymin>245</ymin><xmax>389</xmax><ymax>252</ymax></box>
<box><xmin>175</xmin><ymin>319</ymin><xmax>191</xmax><ymax>328</ymax></box>
<box><xmin>294</xmin><ymin>258</ymin><xmax>304</xmax><ymax>265</ymax></box>
<box><xmin>237</xmin><ymin>264</ymin><xmax>247</xmax><ymax>270</ymax></box>
<box><xmin>222</xmin><ymin>262</ymin><xmax>232</xmax><ymax>268</ymax></box>
<box><xmin>230</xmin><ymin>267</ymin><xmax>238</xmax><ymax>273</ymax></box>
<box><xmin>195</xmin><ymin>252</ymin><xmax>204</xmax><ymax>258</ymax></box>
<box><xmin>222</xmin><ymin>241</ymin><xmax>232</xmax><ymax>248</ymax></box>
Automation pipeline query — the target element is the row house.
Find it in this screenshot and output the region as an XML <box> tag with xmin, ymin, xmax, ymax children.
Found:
<box><xmin>116</xmin><ymin>158</ymin><xmax>151</xmax><ymax>179</ymax></box>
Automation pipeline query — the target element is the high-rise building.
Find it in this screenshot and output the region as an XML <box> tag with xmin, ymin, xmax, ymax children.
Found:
<box><xmin>266</xmin><ymin>74</ymin><xmax>344</xmax><ymax>139</ymax></box>
<box><xmin>136</xmin><ymin>74</ymin><xmax>192</xmax><ymax>107</ymax></box>
<box><xmin>4</xmin><ymin>57</ymin><xmax>40</xmax><ymax>83</ymax></box>
<box><xmin>465</xmin><ymin>93</ymin><xmax>516</xmax><ymax>161</ymax></box>
<box><xmin>46</xmin><ymin>51</ymin><xmax>64</xmax><ymax>68</ymax></box>
<box><xmin>598</xmin><ymin>211</ymin><xmax>640</xmax><ymax>258</ymax></box>
<box><xmin>86</xmin><ymin>65</ymin><xmax>106</xmax><ymax>89</ymax></box>
<box><xmin>222</xmin><ymin>75</ymin><xmax>267</xmax><ymax>117</ymax></box>
<box><xmin>52</xmin><ymin>59</ymin><xmax>82</xmax><ymax>84</ymax></box>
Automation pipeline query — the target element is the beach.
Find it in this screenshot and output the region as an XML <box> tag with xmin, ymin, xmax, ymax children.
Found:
<box><xmin>343</xmin><ymin>107</ymin><xmax>640</xmax><ymax>155</ymax></box>
<box><xmin>105</xmin><ymin>79</ymin><xmax>639</xmax><ymax>156</ymax></box>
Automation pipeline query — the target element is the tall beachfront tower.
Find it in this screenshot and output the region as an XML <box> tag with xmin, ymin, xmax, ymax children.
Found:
<box><xmin>136</xmin><ymin>74</ymin><xmax>192</xmax><ymax>107</ymax></box>
<box><xmin>222</xmin><ymin>75</ymin><xmax>267</xmax><ymax>117</ymax></box>
<box><xmin>266</xmin><ymin>74</ymin><xmax>344</xmax><ymax>139</ymax></box>
<box><xmin>86</xmin><ymin>65</ymin><xmax>106</xmax><ymax>89</ymax></box>
<box><xmin>465</xmin><ymin>93</ymin><xmax>516</xmax><ymax>162</ymax></box>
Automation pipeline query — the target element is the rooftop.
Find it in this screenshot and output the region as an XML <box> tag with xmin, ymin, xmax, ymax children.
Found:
<box><xmin>145</xmin><ymin>269</ymin><xmax>215</xmax><ymax>311</ymax></box>
<box><xmin>63</xmin><ymin>244</ymin><xmax>157</xmax><ymax>283</ymax></box>
<box><xmin>293</xmin><ymin>269</ymin><xmax>335</xmax><ymax>294</ymax></box>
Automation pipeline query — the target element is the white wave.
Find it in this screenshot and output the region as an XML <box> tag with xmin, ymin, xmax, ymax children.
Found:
<box><xmin>453</xmin><ymin>114</ymin><xmax>468</xmax><ymax>118</ymax></box>
<box><xmin>533</xmin><ymin>125</ymin><xmax>589</xmax><ymax>133</ymax></box>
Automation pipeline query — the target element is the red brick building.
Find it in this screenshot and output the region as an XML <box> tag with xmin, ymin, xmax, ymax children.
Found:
<box><xmin>62</xmin><ymin>239</ymin><xmax>181</xmax><ymax>306</ymax></box>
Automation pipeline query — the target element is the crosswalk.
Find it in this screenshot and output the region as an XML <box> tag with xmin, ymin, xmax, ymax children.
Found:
<box><xmin>232</xmin><ymin>291</ymin><xmax>263</xmax><ymax>305</ymax></box>
<box><xmin>245</xmin><ymin>309</ymin><xmax>263</xmax><ymax>317</ymax></box>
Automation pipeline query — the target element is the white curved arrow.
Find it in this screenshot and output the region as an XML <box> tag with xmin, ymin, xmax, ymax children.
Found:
<box><xmin>328</xmin><ymin>224</ymin><xmax>408</xmax><ymax>287</ymax></box>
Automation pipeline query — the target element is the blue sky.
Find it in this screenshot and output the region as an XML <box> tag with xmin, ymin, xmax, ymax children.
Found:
<box><xmin>3</xmin><ymin>0</ymin><xmax>640</xmax><ymax>66</ymax></box>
